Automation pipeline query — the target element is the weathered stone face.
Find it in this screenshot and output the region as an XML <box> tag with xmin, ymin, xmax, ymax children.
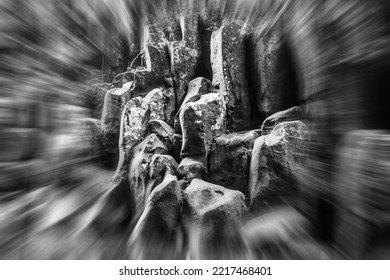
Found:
<box><xmin>249</xmin><ymin>121</ymin><xmax>309</xmax><ymax>211</ymax></box>
<box><xmin>168</xmin><ymin>14</ymin><xmax>202</xmax><ymax>109</ymax></box>
<box><xmin>174</xmin><ymin>77</ymin><xmax>212</xmax><ymax>134</ymax></box>
<box><xmin>180</xmin><ymin>92</ymin><xmax>226</xmax><ymax>157</ymax></box>
<box><xmin>148</xmin><ymin>119</ymin><xmax>174</xmax><ymax>143</ymax></box>
<box><xmin>122</xmin><ymin>97</ymin><xmax>150</xmax><ymax>150</ymax></box>
<box><xmin>206</xmin><ymin>129</ymin><xmax>260</xmax><ymax>197</ymax></box>
<box><xmin>127</xmin><ymin>174</ymin><xmax>184</xmax><ymax>259</ymax></box>
<box><xmin>210</xmin><ymin>21</ymin><xmax>251</xmax><ymax>132</ymax></box>
<box><xmin>261</xmin><ymin>106</ymin><xmax>305</xmax><ymax>135</ymax></box>
<box><xmin>177</xmin><ymin>156</ymin><xmax>205</xmax><ymax>183</ymax></box>
<box><xmin>128</xmin><ymin>134</ymin><xmax>168</xmax><ymax>217</ymax></box>
<box><xmin>101</xmin><ymin>82</ymin><xmax>133</xmax><ymax>133</ymax></box>
<box><xmin>183</xmin><ymin>179</ymin><xmax>248</xmax><ymax>259</ymax></box>
<box><xmin>132</xmin><ymin>24</ymin><xmax>172</xmax><ymax>94</ymax></box>
<box><xmin>143</xmin><ymin>88</ymin><xmax>165</xmax><ymax>121</ymax></box>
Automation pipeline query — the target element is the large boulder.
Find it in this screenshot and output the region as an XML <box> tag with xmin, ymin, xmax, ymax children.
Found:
<box><xmin>210</xmin><ymin>21</ymin><xmax>251</xmax><ymax>132</ymax></box>
<box><xmin>183</xmin><ymin>179</ymin><xmax>248</xmax><ymax>259</ymax></box>
<box><xmin>261</xmin><ymin>106</ymin><xmax>305</xmax><ymax>135</ymax></box>
<box><xmin>174</xmin><ymin>77</ymin><xmax>211</xmax><ymax>134</ymax></box>
<box><xmin>180</xmin><ymin>93</ymin><xmax>226</xmax><ymax>158</ymax></box>
<box><xmin>127</xmin><ymin>174</ymin><xmax>184</xmax><ymax>259</ymax></box>
<box><xmin>145</xmin><ymin>154</ymin><xmax>178</xmax><ymax>202</ymax></box>
<box><xmin>206</xmin><ymin>129</ymin><xmax>260</xmax><ymax>197</ymax></box>
<box><xmin>249</xmin><ymin>121</ymin><xmax>309</xmax><ymax>212</ymax></box>
<box><xmin>128</xmin><ymin>134</ymin><xmax>168</xmax><ymax>217</ymax></box>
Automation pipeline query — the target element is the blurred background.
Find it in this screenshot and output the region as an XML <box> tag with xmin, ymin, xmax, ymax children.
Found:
<box><xmin>1</xmin><ymin>0</ymin><xmax>390</xmax><ymax>259</ymax></box>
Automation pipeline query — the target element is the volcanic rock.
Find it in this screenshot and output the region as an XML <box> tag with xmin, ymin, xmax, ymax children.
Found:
<box><xmin>180</xmin><ymin>93</ymin><xmax>226</xmax><ymax>157</ymax></box>
<box><xmin>210</xmin><ymin>21</ymin><xmax>251</xmax><ymax>132</ymax></box>
<box><xmin>206</xmin><ymin>129</ymin><xmax>260</xmax><ymax>197</ymax></box>
<box><xmin>128</xmin><ymin>134</ymin><xmax>168</xmax><ymax>217</ymax></box>
<box><xmin>177</xmin><ymin>156</ymin><xmax>205</xmax><ymax>183</ymax></box>
<box><xmin>127</xmin><ymin>174</ymin><xmax>183</xmax><ymax>259</ymax></box>
<box><xmin>174</xmin><ymin>77</ymin><xmax>211</xmax><ymax>134</ymax></box>
<box><xmin>183</xmin><ymin>179</ymin><xmax>248</xmax><ymax>259</ymax></box>
<box><xmin>249</xmin><ymin>121</ymin><xmax>309</xmax><ymax>212</ymax></box>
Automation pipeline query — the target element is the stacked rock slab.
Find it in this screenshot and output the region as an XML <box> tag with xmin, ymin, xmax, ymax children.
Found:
<box><xmin>333</xmin><ymin>131</ymin><xmax>390</xmax><ymax>259</ymax></box>
<box><xmin>210</xmin><ymin>21</ymin><xmax>251</xmax><ymax>132</ymax></box>
<box><xmin>179</xmin><ymin>93</ymin><xmax>226</xmax><ymax>158</ymax></box>
<box><xmin>206</xmin><ymin>129</ymin><xmax>260</xmax><ymax>198</ymax></box>
<box><xmin>183</xmin><ymin>179</ymin><xmax>248</xmax><ymax>259</ymax></box>
<box><xmin>249</xmin><ymin>121</ymin><xmax>309</xmax><ymax>212</ymax></box>
<box><xmin>127</xmin><ymin>174</ymin><xmax>184</xmax><ymax>259</ymax></box>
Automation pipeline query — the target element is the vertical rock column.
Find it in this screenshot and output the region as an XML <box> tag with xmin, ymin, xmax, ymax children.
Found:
<box><xmin>210</xmin><ymin>21</ymin><xmax>252</xmax><ymax>132</ymax></box>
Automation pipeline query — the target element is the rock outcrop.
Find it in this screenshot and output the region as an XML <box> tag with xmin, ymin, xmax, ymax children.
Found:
<box><xmin>211</xmin><ymin>21</ymin><xmax>251</xmax><ymax>132</ymax></box>
<box><xmin>127</xmin><ymin>174</ymin><xmax>184</xmax><ymax>259</ymax></box>
<box><xmin>206</xmin><ymin>130</ymin><xmax>260</xmax><ymax>197</ymax></box>
<box><xmin>180</xmin><ymin>93</ymin><xmax>226</xmax><ymax>158</ymax></box>
<box><xmin>249</xmin><ymin>121</ymin><xmax>309</xmax><ymax>212</ymax></box>
<box><xmin>183</xmin><ymin>179</ymin><xmax>248</xmax><ymax>259</ymax></box>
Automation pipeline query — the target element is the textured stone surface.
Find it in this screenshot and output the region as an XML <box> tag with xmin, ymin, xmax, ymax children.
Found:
<box><xmin>177</xmin><ymin>156</ymin><xmax>205</xmax><ymax>183</ymax></box>
<box><xmin>128</xmin><ymin>134</ymin><xmax>168</xmax><ymax>217</ymax></box>
<box><xmin>127</xmin><ymin>174</ymin><xmax>184</xmax><ymax>259</ymax></box>
<box><xmin>206</xmin><ymin>129</ymin><xmax>260</xmax><ymax>197</ymax></box>
<box><xmin>168</xmin><ymin>14</ymin><xmax>202</xmax><ymax>108</ymax></box>
<box><xmin>101</xmin><ymin>82</ymin><xmax>133</xmax><ymax>133</ymax></box>
<box><xmin>261</xmin><ymin>106</ymin><xmax>305</xmax><ymax>135</ymax></box>
<box><xmin>174</xmin><ymin>77</ymin><xmax>211</xmax><ymax>134</ymax></box>
<box><xmin>249</xmin><ymin>121</ymin><xmax>309</xmax><ymax>211</ymax></box>
<box><xmin>210</xmin><ymin>21</ymin><xmax>251</xmax><ymax>132</ymax></box>
<box><xmin>180</xmin><ymin>93</ymin><xmax>226</xmax><ymax>157</ymax></box>
<box><xmin>122</xmin><ymin>97</ymin><xmax>150</xmax><ymax>149</ymax></box>
<box><xmin>143</xmin><ymin>88</ymin><xmax>165</xmax><ymax>122</ymax></box>
<box><xmin>148</xmin><ymin>119</ymin><xmax>174</xmax><ymax>144</ymax></box>
<box><xmin>183</xmin><ymin>179</ymin><xmax>248</xmax><ymax>259</ymax></box>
